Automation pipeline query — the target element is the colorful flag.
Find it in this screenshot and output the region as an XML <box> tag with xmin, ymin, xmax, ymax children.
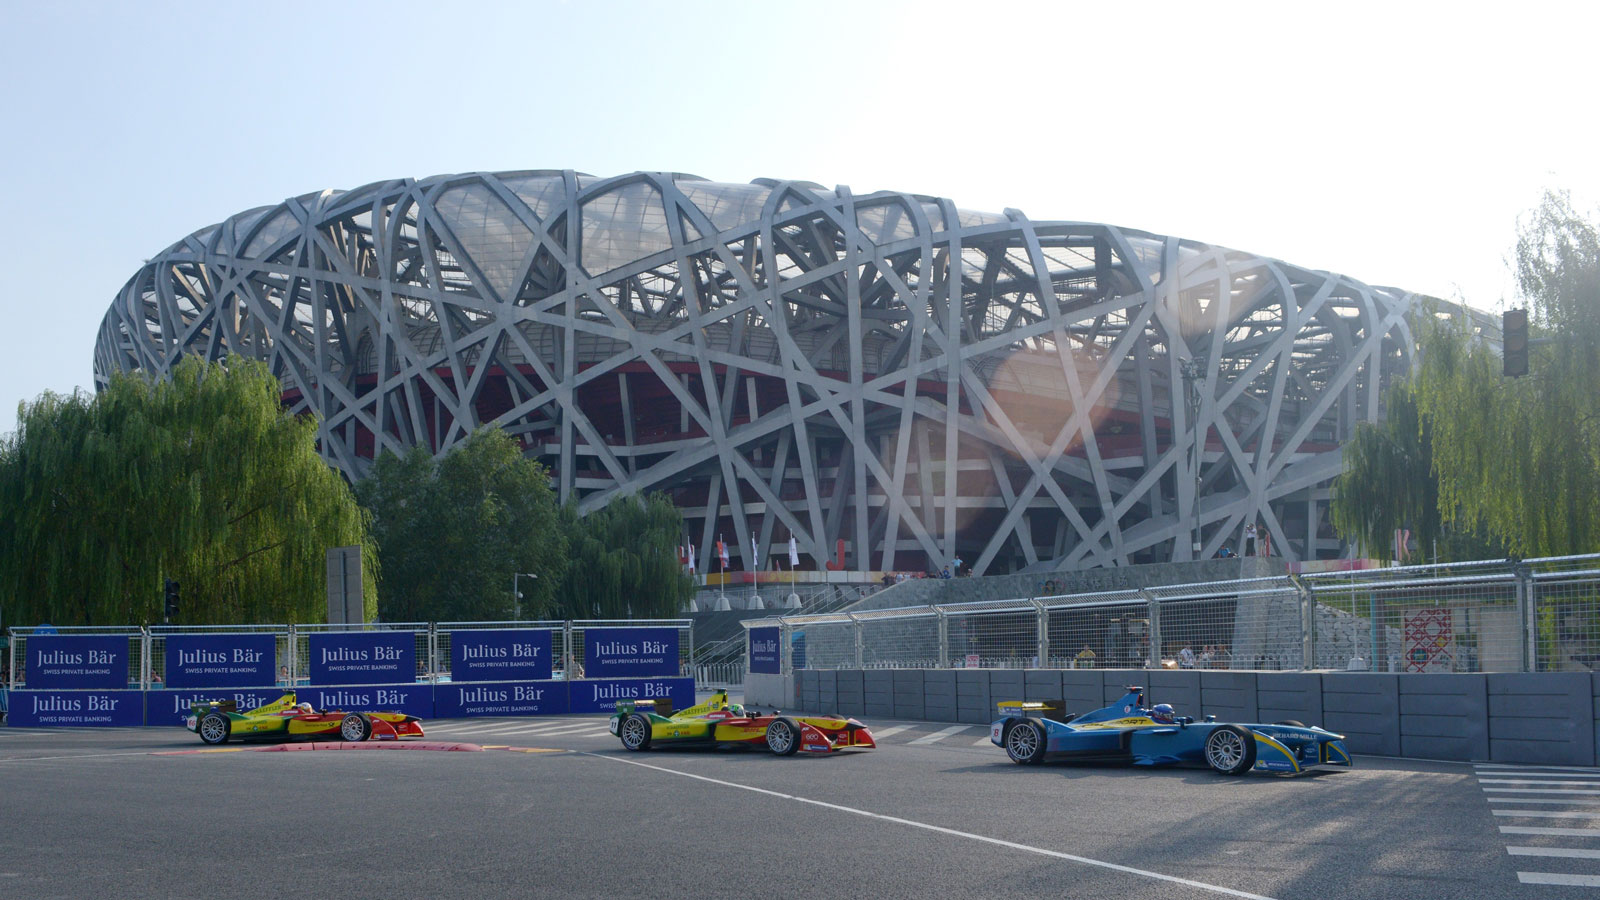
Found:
<box><xmin>717</xmin><ymin>538</ymin><xmax>728</xmax><ymax>567</ymax></box>
<box><xmin>751</xmin><ymin>534</ymin><xmax>759</xmax><ymax>570</ymax></box>
<box><xmin>789</xmin><ymin>535</ymin><xmax>799</xmax><ymax>567</ymax></box>
<box><xmin>687</xmin><ymin>542</ymin><xmax>696</xmax><ymax>573</ymax></box>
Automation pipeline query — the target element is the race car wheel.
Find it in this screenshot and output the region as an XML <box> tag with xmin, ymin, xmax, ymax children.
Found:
<box><xmin>1205</xmin><ymin>725</ymin><xmax>1257</xmax><ymax>775</ymax></box>
<box><xmin>198</xmin><ymin>711</ymin><xmax>231</xmax><ymax>745</ymax></box>
<box><xmin>1274</xmin><ymin>720</ymin><xmax>1307</xmax><ymax>728</ymax></box>
<box><xmin>766</xmin><ymin>717</ymin><xmax>801</xmax><ymax>756</ymax></box>
<box><xmin>340</xmin><ymin>712</ymin><xmax>372</xmax><ymax>742</ymax></box>
<box><xmin>1004</xmin><ymin>720</ymin><xmax>1047</xmax><ymax>765</ymax></box>
<box><xmin>619</xmin><ymin>713</ymin><xmax>652</xmax><ymax>751</ymax></box>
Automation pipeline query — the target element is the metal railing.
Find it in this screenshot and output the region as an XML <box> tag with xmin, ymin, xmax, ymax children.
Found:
<box><xmin>740</xmin><ymin>554</ymin><xmax>1600</xmax><ymax>675</ymax></box>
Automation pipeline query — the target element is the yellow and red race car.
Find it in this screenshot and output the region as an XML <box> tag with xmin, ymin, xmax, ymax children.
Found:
<box><xmin>608</xmin><ymin>690</ymin><xmax>876</xmax><ymax>755</ymax></box>
<box><xmin>185</xmin><ymin>692</ymin><xmax>425</xmax><ymax>745</ymax></box>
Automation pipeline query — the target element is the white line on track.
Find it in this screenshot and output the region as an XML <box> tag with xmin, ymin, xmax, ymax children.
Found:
<box><xmin>0</xmin><ymin>750</ymin><xmax>160</xmax><ymax>763</ymax></box>
<box><xmin>1478</xmin><ymin>764</ymin><xmax>1600</xmax><ymax>773</ymax></box>
<box><xmin>1484</xmin><ymin>788</ymin><xmax>1600</xmax><ymax>795</ymax></box>
<box><xmin>1509</xmin><ymin>847</ymin><xmax>1600</xmax><ymax>859</ymax></box>
<box><xmin>583</xmin><ymin>751</ymin><xmax>1280</xmax><ymax>900</ymax></box>
<box><xmin>1474</xmin><ymin>771</ymin><xmax>1600</xmax><ymax>779</ymax></box>
<box><xmin>1518</xmin><ymin>872</ymin><xmax>1600</xmax><ymax>886</ymax></box>
<box><xmin>1479</xmin><ymin>779</ymin><xmax>1600</xmax><ymax>786</ymax></box>
<box><xmin>973</xmin><ymin>735</ymin><xmax>996</xmax><ymax>746</ymax></box>
<box><xmin>1494</xmin><ymin>810</ymin><xmax>1600</xmax><ymax>819</ymax></box>
<box><xmin>909</xmin><ymin>726</ymin><xmax>974</xmax><ymax>745</ymax></box>
<box><xmin>868</xmin><ymin>725</ymin><xmax>912</xmax><ymax>740</ymax></box>
<box><xmin>1500</xmin><ymin>826</ymin><xmax>1600</xmax><ymax>836</ymax></box>
<box><xmin>428</xmin><ymin>722</ymin><xmax>525</xmax><ymax>735</ymax></box>
<box><xmin>1489</xmin><ymin>798</ymin><xmax>1600</xmax><ymax>805</ymax></box>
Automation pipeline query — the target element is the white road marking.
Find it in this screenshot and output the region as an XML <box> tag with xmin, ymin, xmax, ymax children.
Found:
<box><xmin>1494</xmin><ymin>810</ymin><xmax>1600</xmax><ymax>819</ymax></box>
<box><xmin>584</xmin><ymin>752</ymin><xmax>1281</xmax><ymax>900</ymax></box>
<box><xmin>868</xmin><ymin>725</ymin><xmax>912</xmax><ymax>740</ymax></box>
<box><xmin>1484</xmin><ymin>788</ymin><xmax>1600</xmax><ymax>795</ymax></box>
<box><xmin>1479</xmin><ymin>779</ymin><xmax>1600</xmax><ymax>786</ymax></box>
<box><xmin>975</xmin><ymin>735</ymin><xmax>998</xmax><ymax>746</ymax></box>
<box><xmin>1500</xmin><ymin>826</ymin><xmax>1600</xmax><ymax>836</ymax></box>
<box><xmin>1474</xmin><ymin>771</ymin><xmax>1600</xmax><ymax>779</ymax></box>
<box><xmin>909</xmin><ymin>726</ymin><xmax>974</xmax><ymax>745</ymax></box>
<box><xmin>428</xmin><ymin>722</ymin><xmax>525</xmax><ymax>735</ymax></box>
<box><xmin>1518</xmin><ymin>872</ymin><xmax>1600</xmax><ymax>886</ymax></box>
<box><xmin>1508</xmin><ymin>846</ymin><xmax>1600</xmax><ymax>859</ymax></box>
<box><xmin>1478</xmin><ymin>764</ymin><xmax>1600</xmax><ymax>773</ymax></box>
<box><xmin>1489</xmin><ymin>797</ymin><xmax>1600</xmax><ymax>805</ymax></box>
<box><xmin>493</xmin><ymin>722</ymin><xmax>583</xmax><ymax>735</ymax></box>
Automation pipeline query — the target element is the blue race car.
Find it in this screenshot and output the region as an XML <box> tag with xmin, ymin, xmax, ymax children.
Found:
<box><xmin>989</xmin><ymin>685</ymin><xmax>1352</xmax><ymax>775</ymax></box>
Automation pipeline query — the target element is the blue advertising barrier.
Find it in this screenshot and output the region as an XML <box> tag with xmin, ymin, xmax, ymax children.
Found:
<box><xmin>583</xmin><ymin>627</ymin><xmax>678</xmax><ymax>678</ymax></box>
<box><xmin>434</xmin><ymin>680</ymin><xmax>569</xmax><ymax>718</ymax></box>
<box><xmin>26</xmin><ymin>635</ymin><xmax>130</xmax><ymax>689</ymax></box>
<box><xmin>451</xmin><ymin>629</ymin><xmax>554</xmax><ymax>682</ymax></box>
<box><xmin>9</xmin><ymin>690</ymin><xmax>145</xmax><ymax>727</ymax></box>
<box><xmin>569</xmin><ymin>677</ymin><xmax>695</xmax><ymax>714</ymax></box>
<box><xmin>298</xmin><ymin>684</ymin><xmax>433</xmax><ymax>719</ymax></box>
<box><xmin>308</xmin><ymin>631</ymin><xmax>415</xmax><ymax>685</ymax></box>
<box><xmin>164</xmin><ymin>634</ymin><xmax>276</xmax><ymax>688</ymax></box>
<box><xmin>147</xmin><ymin>687</ymin><xmax>291</xmax><ymax>726</ymax></box>
<box><xmin>748</xmin><ymin>627</ymin><xmax>780</xmax><ymax>674</ymax></box>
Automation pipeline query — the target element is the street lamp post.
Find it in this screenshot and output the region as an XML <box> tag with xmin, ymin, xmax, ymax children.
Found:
<box><xmin>1179</xmin><ymin>358</ymin><xmax>1204</xmax><ymax>560</ymax></box>
<box><xmin>513</xmin><ymin>572</ymin><xmax>537</xmax><ymax>621</ymax></box>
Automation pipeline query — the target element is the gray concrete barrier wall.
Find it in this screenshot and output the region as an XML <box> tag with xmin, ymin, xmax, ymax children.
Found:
<box><xmin>771</xmin><ymin>668</ymin><xmax>1600</xmax><ymax>765</ymax></box>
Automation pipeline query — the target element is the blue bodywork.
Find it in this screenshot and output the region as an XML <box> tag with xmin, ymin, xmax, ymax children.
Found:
<box><xmin>989</xmin><ymin>686</ymin><xmax>1352</xmax><ymax>775</ymax></box>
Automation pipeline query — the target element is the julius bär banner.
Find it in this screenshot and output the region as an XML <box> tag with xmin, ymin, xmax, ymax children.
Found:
<box><xmin>450</xmin><ymin>629</ymin><xmax>553</xmax><ymax>682</ymax></box>
<box><xmin>583</xmin><ymin>627</ymin><xmax>678</xmax><ymax>678</ymax></box>
<box><xmin>9</xmin><ymin>690</ymin><xmax>144</xmax><ymax>727</ymax></box>
<box><xmin>298</xmin><ymin>684</ymin><xmax>432</xmax><ymax>719</ymax></box>
<box><xmin>748</xmin><ymin>627</ymin><xmax>780</xmax><ymax>674</ymax></box>
<box><xmin>26</xmin><ymin>635</ymin><xmax>130</xmax><ymax>689</ymax></box>
<box><xmin>435</xmin><ymin>680</ymin><xmax>569</xmax><ymax>717</ymax></box>
<box><xmin>308</xmin><ymin>632</ymin><xmax>415</xmax><ymax>685</ymax></box>
<box><xmin>164</xmin><ymin>634</ymin><xmax>276</xmax><ymax>687</ymax></box>
<box><xmin>147</xmin><ymin>687</ymin><xmax>291</xmax><ymax>727</ymax></box>
<box><xmin>569</xmin><ymin>677</ymin><xmax>694</xmax><ymax>714</ymax></box>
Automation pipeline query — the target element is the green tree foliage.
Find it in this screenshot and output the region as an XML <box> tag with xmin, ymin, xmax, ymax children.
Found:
<box><xmin>355</xmin><ymin>428</ymin><xmax>567</xmax><ymax>622</ymax></box>
<box><xmin>1414</xmin><ymin>191</ymin><xmax>1600</xmax><ymax>557</ymax></box>
<box><xmin>0</xmin><ymin>356</ymin><xmax>373</xmax><ymax>627</ymax></box>
<box><xmin>1331</xmin><ymin>381</ymin><xmax>1439</xmax><ymax>559</ymax></box>
<box><xmin>556</xmin><ymin>492</ymin><xmax>696</xmax><ymax>620</ymax></box>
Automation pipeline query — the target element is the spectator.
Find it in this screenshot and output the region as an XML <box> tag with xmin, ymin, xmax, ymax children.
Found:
<box><xmin>1074</xmin><ymin>644</ymin><xmax>1097</xmax><ymax>669</ymax></box>
<box><xmin>278</xmin><ymin>665</ymin><xmax>292</xmax><ymax>687</ymax></box>
<box><xmin>149</xmin><ymin>667</ymin><xmax>163</xmax><ymax>687</ymax></box>
<box><xmin>1218</xmin><ymin>545</ymin><xmax>1234</xmax><ymax>559</ymax></box>
<box><xmin>1178</xmin><ymin>644</ymin><xmax>1196</xmax><ymax>669</ymax></box>
<box><xmin>1244</xmin><ymin>523</ymin><xmax>1257</xmax><ymax>556</ymax></box>
<box><xmin>941</xmin><ymin>567</ymin><xmax>952</xmax><ymax>579</ymax></box>
<box><xmin>881</xmin><ymin>572</ymin><xmax>894</xmax><ymax>587</ymax></box>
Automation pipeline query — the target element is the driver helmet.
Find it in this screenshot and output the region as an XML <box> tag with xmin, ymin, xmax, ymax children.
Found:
<box><xmin>1150</xmin><ymin>703</ymin><xmax>1176</xmax><ymax>723</ymax></box>
<box><xmin>295</xmin><ymin>702</ymin><xmax>314</xmax><ymax>714</ymax></box>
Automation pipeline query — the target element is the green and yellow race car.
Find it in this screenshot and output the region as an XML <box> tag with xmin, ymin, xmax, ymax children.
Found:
<box><xmin>184</xmin><ymin>692</ymin><xmax>426</xmax><ymax>745</ymax></box>
<box><xmin>608</xmin><ymin>690</ymin><xmax>876</xmax><ymax>755</ymax></box>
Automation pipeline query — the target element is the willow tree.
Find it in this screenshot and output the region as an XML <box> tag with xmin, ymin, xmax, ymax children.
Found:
<box><xmin>558</xmin><ymin>491</ymin><xmax>696</xmax><ymax>620</ymax></box>
<box><xmin>354</xmin><ymin>427</ymin><xmax>567</xmax><ymax>623</ymax></box>
<box><xmin>1331</xmin><ymin>381</ymin><xmax>1439</xmax><ymax>559</ymax></box>
<box><xmin>1413</xmin><ymin>190</ymin><xmax>1600</xmax><ymax>557</ymax></box>
<box><xmin>0</xmin><ymin>355</ymin><xmax>374</xmax><ymax>627</ymax></box>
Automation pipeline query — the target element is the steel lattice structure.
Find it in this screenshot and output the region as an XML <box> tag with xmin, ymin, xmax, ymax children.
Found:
<box><xmin>97</xmin><ymin>169</ymin><xmax>1424</xmax><ymax>575</ymax></box>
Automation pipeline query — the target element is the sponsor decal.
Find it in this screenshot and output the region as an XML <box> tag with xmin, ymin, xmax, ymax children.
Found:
<box><xmin>570</xmin><ymin>677</ymin><xmax>694</xmax><ymax>714</ymax></box>
<box><xmin>804</xmin><ymin>743</ymin><xmax>829</xmax><ymax>752</ymax></box>
<box><xmin>8</xmin><ymin>690</ymin><xmax>144</xmax><ymax>727</ymax></box>
<box><xmin>433</xmin><ymin>680</ymin><xmax>568</xmax><ymax>718</ymax></box>
<box><xmin>164</xmin><ymin>634</ymin><xmax>275</xmax><ymax>688</ymax></box>
<box><xmin>26</xmin><ymin>636</ymin><xmax>130</xmax><ymax>689</ymax></box>
<box><xmin>301</xmin><ymin>684</ymin><xmax>432</xmax><ymax>718</ymax></box>
<box><xmin>451</xmin><ymin>629</ymin><xmax>553</xmax><ymax>682</ymax></box>
<box><xmin>748</xmin><ymin>627</ymin><xmax>780</xmax><ymax>675</ymax></box>
<box><xmin>308</xmin><ymin>632</ymin><xmax>415</xmax><ymax>685</ymax></box>
<box><xmin>583</xmin><ymin>627</ymin><xmax>679</xmax><ymax>678</ymax></box>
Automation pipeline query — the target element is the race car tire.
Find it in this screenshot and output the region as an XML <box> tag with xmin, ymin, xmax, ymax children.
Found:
<box><xmin>1274</xmin><ymin>720</ymin><xmax>1307</xmax><ymax>728</ymax></box>
<box><xmin>766</xmin><ymin>717</ymin><xmax>801</xmax><ymax>756</ymax></box>
<box><xmin>1205</xmin><ymin>725</ymin><xmax>1257</xmax><ymax>775</ymax></box>
<box><xmin>619</xmin><ymin>713</ymin><xmax>652</xmax><ymax>751</ymax></box>
<box><xmin>340</xmin><ymin>712</ymin><xmax>372</xmax><ymax>742</ymax></box>
<box><xmin>1004</xmin><ymin>719</ymin><xmax>1047</xmax><ymax>765</ymax></box>
<box><xmin>198</xmin><ymin>711</ymin><xmax>231</xmax><ymax>745</ymax></box>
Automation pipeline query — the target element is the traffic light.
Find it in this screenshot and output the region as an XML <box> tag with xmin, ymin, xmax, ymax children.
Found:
<box><xmin>163</xmin><ymin>578</ymin><xmax>180</xmax><ymax>621</ymax></box>
<box><xmin>1503</xmin><ymin>308</ymin><xmax>1529</xmax><ymax>377</ymax></box>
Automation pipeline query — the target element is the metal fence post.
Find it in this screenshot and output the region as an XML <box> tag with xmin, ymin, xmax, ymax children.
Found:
<box><xmin>1514</xmin><ymin>560</ymin><xmax>1535</xmax><ymax>672</ymax></box>
<box><xmin>564</xmin><ymin>621</ymin><xmax>574</xmax><ymax>677</ymax></box>
<box><xmin>287</xmin><ymin>623</ymin><xmax>297</xmax><ymax>678</ymax></box>
<box><xmin>1138</xmin><ymin>589</ymin><xmax>1161</xmax><ymax>669</ymax></box>
<box><xmin>1290</xmin><ymin>575</ymin><xmax>1315</xmax><ymax>671</ymax></box>
<box><xmin>849</xmin><ymin>614</ymin><xmax>863</xmax><ymax>669</ymax></box>
<box><xmin>778</xmin><ymin>618</ymin><xmax>791</xmax><ymax>676</ymax></box>
<box><xmin>1029</xmin><ymin>599</ymin><xmax>1049</xmax><ymax>667</ymax></box>
<box><xmin>935</xmin><ymin>606</ymin><xmax>949</xmax><ymax>669</ymax></box>
<box><xmin>140</xmin><ymin>626</ymin><xmax>152</xmax><ymax>688</ymax></box>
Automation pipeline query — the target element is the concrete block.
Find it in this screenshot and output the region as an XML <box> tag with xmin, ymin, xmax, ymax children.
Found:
<box><xmin>1399</xmin><ymin>674</ymin><xmax>1487</xmax><ymax>762</ymax></box>
<box><xmin>1146</xmin><ymin>670</ymin><xmax>1200</xmax><ymax>715</ymax></box>
<box><xmin>1060</xmin><ymin>670</ymin><xmax>1104</xmax><ymax>711</ymax></box>
<box><xmin>1489</xmin><ymin>672</ymin><xmax>1594</xmax><ymax>766</ymax></box>
<box><xmin>925</xmin><ymin>669</ymin><xmax>957</xmax><ymax>701</ymax></box>
<box><xmin>1199</xmin><ymin>671</ymin><xmax>1257</xmax><ymax>723</ymax></box>
<box><xmin>1024</xmin><ymin>669</ymin><xmax>1064</xmax><ymax>701</ymax></box>
<box><xmin>1258</xmin><ymin>672</ymin><xmax>1323</xmax><ymax>728</ymax></box>
<box><xmin>990</xmin><ymin>669</ymin><xmax>1024</xmax><ymax>706</ymax></box>
<box><xmin>1321</xmin><ymin>673</ymin><xmax>1400</xmax><ymax>756</ymax></box>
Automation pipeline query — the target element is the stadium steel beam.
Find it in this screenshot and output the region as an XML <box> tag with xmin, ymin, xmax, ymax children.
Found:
<box><xmin>97</xmin><ymin>169</ymin><xmax>1463</xmax><ymax>575</ymax></box>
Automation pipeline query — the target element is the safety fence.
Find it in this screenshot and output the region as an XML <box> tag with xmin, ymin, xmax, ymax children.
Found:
<box><xmin>3</xmin><ymin>619</ymin><xmax>694</xmax><ymax>727</ymax></box>
<box><xmin>740</xmin><ymin>554</ymin><xmax>1600</xmax><ymax>675</ymax></box>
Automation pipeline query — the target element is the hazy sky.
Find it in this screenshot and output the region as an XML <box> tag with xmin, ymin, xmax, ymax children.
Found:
<box><xmin>3</xmin><ymin>1</ymin><xmax>1595</xmax><ymax>438</ymax></box>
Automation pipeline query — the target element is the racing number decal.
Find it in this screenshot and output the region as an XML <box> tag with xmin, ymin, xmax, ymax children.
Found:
<box><xmin>990</xmin><ymin>722</ymin><xmax>1004</xmax><ymax>742</ymax></box>
<box><xmin>608</xmin><ymin>719</ymin><xmax>618</xmax><ymax>734</ymax></box>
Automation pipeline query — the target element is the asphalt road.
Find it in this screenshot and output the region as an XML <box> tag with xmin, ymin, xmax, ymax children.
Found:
<box><xmin>1</xmin><ymin>706</ymin><xmax>1594</xmax><ymax>900</ymax></box>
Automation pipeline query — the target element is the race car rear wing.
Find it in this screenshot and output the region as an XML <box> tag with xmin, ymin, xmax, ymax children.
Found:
<box><xmin>996</xmin><ymin>700</ymin><xmax>1066</xmax><ymax>720</ymax></box>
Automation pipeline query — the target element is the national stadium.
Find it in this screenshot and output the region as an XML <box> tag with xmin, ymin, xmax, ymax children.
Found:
<box><xmin>96</xmin><ymin>169</ymin><xmax>1427</xmax><ymax>576</ymax></box>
